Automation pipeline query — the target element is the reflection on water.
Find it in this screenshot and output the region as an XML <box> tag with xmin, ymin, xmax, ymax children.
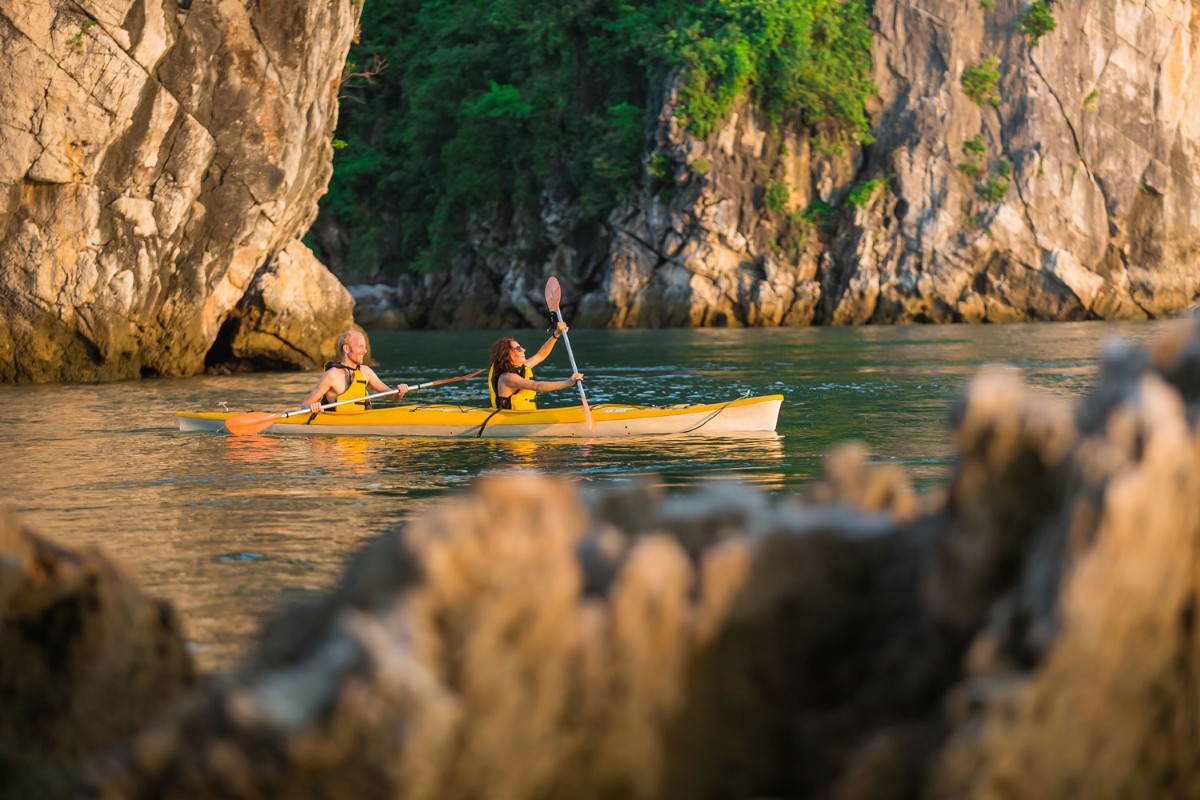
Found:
<box><xmin>0</xmin><ymin>320</ymin><xmax>1172</xmax><ymax>669</ymax></box>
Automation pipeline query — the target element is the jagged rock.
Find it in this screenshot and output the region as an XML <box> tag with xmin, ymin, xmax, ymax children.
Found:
<box><xmin>366</xmin><ymin>0</ymin><xmax>1198</xmax><ymax>329</ymax></box>
<box><xmin>930</xmin><ymin>321</ymin><xmax>1200</xmax><ymax>798</ymax></box>
<box><xmin>0</xmin><ymin>0</ymin><xmax>359</xmax><ymax>382</ymax></box>
<box><xmin>0</xmin><ymin>511</ymin><xmax>193</xmax><ymax>799</ymax></box>
<box><xmin>209</xmin><ymin>240</ymin><xmax>355</xmax><ymax>372</ymax></box>
<box><xmin>925</xmin><ymin>369</ymin><xmax>1077</xmax><ymax>635</ymax></box>
<box><xmin>83</xmin><ymin>468</ymin><xmax>955</xmax><ymax>800</ymax></box>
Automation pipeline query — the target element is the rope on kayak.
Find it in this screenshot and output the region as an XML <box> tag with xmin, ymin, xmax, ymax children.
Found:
<box><xmin>472</xmin><ymin>410</ymin><xmax>501</xmax><ymax>441</ymax></box>
<box><xmin>397</xmin><ymin>402</ymin><xmax>480</xmax><ymax>412</ymax></box>
<box><xmin>670</xmin><ymin>391</ymin><xmax>751</xmax><ymax>434</ymax></box>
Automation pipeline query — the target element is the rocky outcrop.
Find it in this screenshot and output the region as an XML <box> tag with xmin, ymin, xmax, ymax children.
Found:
<box><xmin>927</xmin><ymin>320</ymin><xmax>1200</xmax><ymax>798</ymax></box>
<box><xmin>355</xmin><ymin>85</ymin><xmax>858</xmax><ymax>330</ymax></box>
<box><xmin>0</xmin><ymin>0</ymin><xmax>359</xmax><ymax>382</ymax></box>
<box><xmin>0</xmin><ymin>511</ymin><xmax>193</xmax><ymax>799</ymax></box>
<box><xmin>6</xmin><ymin>1</ymin><xmax>1192</xmax><ymax>378</ymax></box>
<box><xmin>843</xmin><ymin>0</ymin><xmax>1200</xmax><ymax>324</ymax></box>
<box><xmin>47</xmin><ymin>316</ymin><xmax>1200</xmax><ymax>798</ymax></box>
<box><xmin>363</xmin><ymin>0</ymin><xmax>1199</xmax><ymax>329</ymax></box>
<box><xmin>83</xmin><ymin>470</ymin><xmax>939</xmax><ymax>800</ymax></box>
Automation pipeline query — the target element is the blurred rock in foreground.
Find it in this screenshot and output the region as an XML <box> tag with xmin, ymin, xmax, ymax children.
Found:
<box><xmin>0</xmin><ymin>512</ymin><xmax>194</xmax><ymax>799</ymax></box>
<box><xmin>12</xmin><ymin>319</ymin><xmax>1200</xmax><ymax>799</ymax></box>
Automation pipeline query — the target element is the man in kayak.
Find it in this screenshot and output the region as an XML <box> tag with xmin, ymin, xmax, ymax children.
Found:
<box><xmin>305</xmin><ymin>330</ymin><xmax>409</xmax><ymax>414</ymax></box>
<box><xmin>488</xmin><ymin>321</ymin><xmax>582</xmax><ymax>409</ymax></box>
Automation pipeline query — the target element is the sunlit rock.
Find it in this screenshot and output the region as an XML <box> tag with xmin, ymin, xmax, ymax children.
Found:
<box><xmin>371</xmin><ymin>0</ymin><xmax>1198</xmax><ymax>328</ymax></box>
<box><xmin>0</xmin><ymin>0</ymin><xmax>359</xmax><ymax>382</ymax></box>
<box><xmin>84</xmin><ymin>467</ymin><xmax>938</xmax><ymax>799</ymax></box>
<box><xmin>931</xmin><ymin>320</ymin><xmax>1200</xmax><ymax>798</ymax></box>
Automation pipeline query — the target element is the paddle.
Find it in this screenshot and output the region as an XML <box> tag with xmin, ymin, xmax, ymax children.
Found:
<box><xmin>544</xmin><ymin>276</ymin><xmax>594</xmax><ymax>433</ymax></box>
<box><xmin>224</xmin><ymin>368</ymin><xmax>486</xmax><ymax>436</ymax></box>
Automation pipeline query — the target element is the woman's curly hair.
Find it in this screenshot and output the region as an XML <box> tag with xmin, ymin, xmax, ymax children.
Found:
<box><xmin>490</xmin><ymin>337</ymin><xmax>520</xmax><ymax>377</ymax></box>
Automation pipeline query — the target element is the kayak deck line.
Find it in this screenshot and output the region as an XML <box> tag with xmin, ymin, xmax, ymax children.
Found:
<box><xmin>176</xmin><ymin>394</ymin><xmax>783</xmax><ymax>438</ymax></box>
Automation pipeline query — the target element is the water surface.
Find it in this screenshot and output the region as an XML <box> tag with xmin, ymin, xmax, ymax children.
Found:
<box><xmin>0</xmin><ymin>321</ymin><xmax>1168</xmax><ymax>669</ymax></box>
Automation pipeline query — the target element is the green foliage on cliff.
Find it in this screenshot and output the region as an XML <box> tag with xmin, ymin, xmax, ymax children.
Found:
<box><xmin>318</xmin><ymin>0</ymin><xmax>876</xmax><ymax>278</ymax></box>
<box><xmin>847</xmin><ymin>176</ymin><xmax>885</xmax><ymax>208</ymax></box>
<box><xmin>765</xmin><ymin>181</ymin><xmax>791</xmax><ymax>213</ymax></box>
<box><xmin>959</xmin><ymin>134</ymin><xmax>987</xmax><ymax>180</ymax></box>
<box><xmin>978</xmin><ymin>175</ymin><xmax>1010</xmax><ymax>203</ymax></box>
<box><xmin>962</xmin><ymin>57</ymin><xmax>1000</xmax><ymax>106</ymax></box>
<box><xmin>668</xmin><ymin>0</ymin><xmax>875</xmax><ymax>140</ymax></box>
<box><xmin>648</xmin><ymin>151</ymin><xmax>674</xmax><ymax>182</ymax></box>
<box><xmin>1020</xmin><ymin>1</ymin><xmax>1056</xmax><ymax>45</ymax></box>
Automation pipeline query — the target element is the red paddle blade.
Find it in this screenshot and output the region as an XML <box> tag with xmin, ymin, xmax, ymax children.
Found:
<box><xmin>544</xmin><ymin>276</ymin><xmax>561</xmax><ymax>312</ymax></box>
<box><xmin>224</xmin><ymin>411</ymin><xmax>282</xmax><ymax>436</ymax></box>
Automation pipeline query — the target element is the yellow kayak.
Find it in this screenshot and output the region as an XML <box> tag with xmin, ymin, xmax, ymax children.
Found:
<box><xmin>176</xmin><ymin>394</ymin><xmax>783</xmax><ymax>438</ymax></box>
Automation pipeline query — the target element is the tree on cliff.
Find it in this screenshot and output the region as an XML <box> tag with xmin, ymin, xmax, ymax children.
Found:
<box><xmin>312</xmin><ymin>0</ymin><xmax>875</xmax><ymax>281</ymax></box>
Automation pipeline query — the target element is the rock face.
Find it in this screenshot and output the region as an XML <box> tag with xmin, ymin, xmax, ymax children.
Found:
<box><xmin>366</xmin><ymin>0</ymin><xmax>1199</xmax><ymax>329</ymax></box>
<box><xmin>0</xmin><ymin>511</ymin><xmax>193</xmax><ymax>799</ymax></box>
<box><xmin>846</xmin><ymin>0</ymin><xmax>1200</xmax><ymax>324</ymax></box>
<box><xmin>4</xmin><ymin>1</ymin><xmax>1193</xmax><ymax>378</ymax></box>
<box><xmin>85</xmin><ymin>471</ymin><xmax>938</xmax><ymax>800</ymax></box>
<box><xmin>0</xmin><ymin>0</ymin><xmax>359</xmax><ymax>382</ymax></box>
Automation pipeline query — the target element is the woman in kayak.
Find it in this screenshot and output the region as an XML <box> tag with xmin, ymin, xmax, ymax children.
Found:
<box><xmin>304</xmin><ymin>330</ymin><xmax>409</xmax><ymax>414</ymax></box>
<box><xmin>489</xmin><ymin>320</ymin><xmax>582</xmax><ymax>410</ymax></box>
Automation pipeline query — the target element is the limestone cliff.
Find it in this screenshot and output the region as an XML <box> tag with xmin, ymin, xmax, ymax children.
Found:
<box><xmin>841</xmin><ymin>0</ymin><xmax>1200</xmax><ymax>324</ymax></box>
<box><xmin>362</xmin><ymin>0</ymin><xmax>1200</xmax><ymax>329</ymax></box>
<box><xmin>5</xmin><ymin>0</ymin><xmax>1197</xmax><ymax>380</ymax></box>
<box><xmin>0</xmin><ymin>0</ymin><xmax>358</xmax><ymax>382</ymax></box>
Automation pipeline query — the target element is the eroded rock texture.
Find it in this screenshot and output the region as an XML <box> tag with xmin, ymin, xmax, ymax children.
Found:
<box><xmin>929</xmin><ymin>321</ymin><xmax>1200</xmax><ymax>799</ymax></box>
<box><xmin>0</xmin><ymin>511</ymin><xmax>193</xmax><ymax>799</ymax></box>
<box><xmin>846</xmin><ymin>0</ymin><xmax>1200</xmax><ymax>324</ymax></box>
<box><xmin>366</xmin><ymin>0</ymin><xmax>1199</xmax><ymax>329</ymax></box>
<box><xmin>84</xmin><ymin>472</ymin><xmax>939</xmax><ymax>800</ymax></box>
<box><xmin>0</xmin><ymin>0</ymin><xmax>358</xmax><ymax>382</ymax></box>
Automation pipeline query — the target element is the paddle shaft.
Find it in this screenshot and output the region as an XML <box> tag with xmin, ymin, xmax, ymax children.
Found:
<box><xmin>280</xmin><ymin>387</ymin><xmax>402</xmax><ymax>420</ymax></box>
<box><xmin>283</xmin><ymin>370</ymin><xmax>485</xmax><ymax>419</ymax></box>
<box><xmin>555</xmin><ymin>328</ymin><xmax>593</xmax><ymax>431</ymax></box>
<box><xmin>224</xmin><ymin>368</ymin><xmax>486</xmax><ymax>435</ymax></box>
<box><xmin>559</xmin><ymin>332</ymin><xmax>587</xmax><ymax>400</ymax></box>
<box><xmin>543</xmin><ymin>276</ymin><xmax>593</xmax><ymax>432</ymax></box>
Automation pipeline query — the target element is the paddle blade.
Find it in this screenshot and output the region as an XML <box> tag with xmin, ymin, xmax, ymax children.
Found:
<box><xmin>544</xmin><ymin>276</ymin><xmax>561</xmax><ymax>313</ymax></box>
<box><xmin>224</xmin><ymin>411</ymin><xmax>282</xmax><ymax>436</ymax></box>
<box><xmin>580</xmin><ymin>394</ymin><xmax>594</xmax><ymax>433</ymax></box>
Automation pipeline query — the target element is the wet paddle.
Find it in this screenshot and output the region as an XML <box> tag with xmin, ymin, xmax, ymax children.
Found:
<box><xmin>544</xmin><ymin>276</ymin><xmax>594</xmax><ymax>433</ymax></box>
<box><xmin>224</xmin><ymin>368</ymin><xmax>486</xmax><ymax>436</ymax></box>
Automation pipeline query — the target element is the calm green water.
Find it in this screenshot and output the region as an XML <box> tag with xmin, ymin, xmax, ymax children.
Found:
<box><xmin>0</xmin><ymin>321</ymin><xmax>1170</xmax><ymax>669</ymax></box>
